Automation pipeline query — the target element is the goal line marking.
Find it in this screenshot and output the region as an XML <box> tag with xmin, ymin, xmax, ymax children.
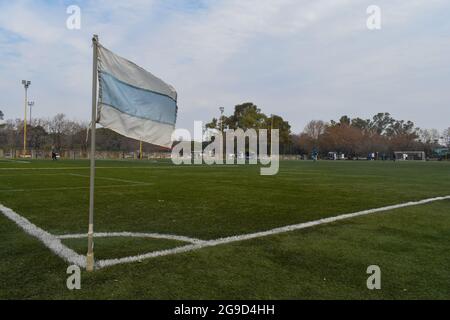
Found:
<box><xmin>1</xmin><ymin>195</ymin><xmax>449</xmax><ymax>270</ymax></box>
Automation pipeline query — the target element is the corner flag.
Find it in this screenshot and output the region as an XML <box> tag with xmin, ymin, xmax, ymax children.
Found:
<box><xmin>86</xmin><ymin>35</ymin><xmax>178</xmax><ymax>271</ymax></box>
<box><xmin>97</xmin><ymin>42</ymin><xmax>178</xmax><ymax>148</ymax></box>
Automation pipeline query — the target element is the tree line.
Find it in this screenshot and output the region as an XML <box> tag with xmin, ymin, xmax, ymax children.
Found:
<box><xmin>0</xmin><ymin>113</ymin><xmax>166</xmax><ymax>153</ymax></box>
<box><xmin>206</xmin><ymin>103</ymin><xmax>449</xmax><ymax>158</ymax></box>
<box><xmin>296</xmin><ymin>113</ymin><xmax>449</xmax><ymax>158</ymax></box>
<box><xmin>1</xmin><ymin>105</ymin><xmax>449</xmax><ymax>157</ymax></box>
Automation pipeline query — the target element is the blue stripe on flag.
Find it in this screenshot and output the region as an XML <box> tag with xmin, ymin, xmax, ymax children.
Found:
<box><xmin>99</xmin><ymin>71</ymin><xmax>177</xmax><ymax>125</ymax></box>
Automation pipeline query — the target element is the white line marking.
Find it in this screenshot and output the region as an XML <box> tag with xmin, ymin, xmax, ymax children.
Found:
<box><xmin>0</xmin><ymin>173</ymin><xmax>152</xmax><ymax>184</ymax></box>
<box><xmin>1</xmin><ymin>195</ymin><xmax>449</xmax><ymax>270</ymax></box>
<box><xmin>96</xmin><ymin>195</ymin><xmax>450</xmax><ymax>269</ymax></box>
<box><xmin>0</xmin><ymin>167</ymin><xmax>125</xmax><ymax>171</ymax></box>
<box><xmin>0</xmin><ymin>159</ymin><xmax>31</xmax><ymax>164</ymax></box>
<box><xmin>56</xmin><ymin>232</ymin><xmax>206</xmax><ymax>245</ymax></box>
<box><xmin>0</xmin><ymin>173</ymin><xmax>69</xmax><ymax>177</ymax></box>
<box><xmin>0</xmin><ymin>204</ymin><xmax>86</xmax><ymax>268</ymax></box>
<box><xmin>67</xmin><ymin>173</ymin><xmax>149</xmax><ymax>185</ymax></box>
<box><xmin>0</xmin><ymin>184</ymin><xmax>153</xmax><ymax>193</ymax></box>
<box><xmin>0</xmin><ymin>167</ymin><xmax>139</xmax><ymax>171</ymax></box>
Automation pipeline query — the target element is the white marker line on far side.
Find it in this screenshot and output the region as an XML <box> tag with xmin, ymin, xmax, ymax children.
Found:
<box><xmin>67</xmin><ymin>173</ymin><xmax>149</xmax><ymax>185</ymax></box>
<box><xmin>0</xmin><ymin>183</ymin><xmax>153</xmax><ymax>193</ymax></box>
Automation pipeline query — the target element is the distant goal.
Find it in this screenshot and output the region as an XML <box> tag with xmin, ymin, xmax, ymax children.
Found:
<box><xmin>394</xmin><ymin>151</ymin><xmax>426</xmax><ymax>161</ymax></box>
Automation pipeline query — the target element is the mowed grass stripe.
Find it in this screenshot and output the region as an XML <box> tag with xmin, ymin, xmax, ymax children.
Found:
<box><xmin>0</xmin><ymin>160</ymin><xmax>449</xmax><ymax>238</ymax></box>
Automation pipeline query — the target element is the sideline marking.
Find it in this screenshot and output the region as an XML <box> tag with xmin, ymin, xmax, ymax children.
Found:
<box><xmin>1</xmin><ymin>195</ymin><xmax>449</xmax><ymax>269</ymax></box>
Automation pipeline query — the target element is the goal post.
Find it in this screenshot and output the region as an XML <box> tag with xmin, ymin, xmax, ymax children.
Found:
<box><xmin>394</xmin><ymin>151</ymin><xmax>426</xmax><ymax>161</ymax></box>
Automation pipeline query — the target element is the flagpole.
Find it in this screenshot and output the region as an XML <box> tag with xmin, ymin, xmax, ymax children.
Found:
<box><xmin>87</xmin><ymin>34</ymin><xmax>99</xmax><ymax>272</ymax></box>
<box><xmin>23</xmin><ymin>86</ymin><xmax>28</xmax><ymax>155</ymax></box>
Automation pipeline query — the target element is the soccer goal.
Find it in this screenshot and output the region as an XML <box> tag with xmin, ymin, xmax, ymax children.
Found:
<box><xmin>394</xmin><ymin>151</ymin><xmax>426</xmax><ymax>161</ymax></box>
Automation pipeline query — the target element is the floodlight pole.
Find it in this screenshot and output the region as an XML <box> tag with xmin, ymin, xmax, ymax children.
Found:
<box><xmin>28</xmin><ymin>101</ymin><xmax>35</xmax><ymax>124</ymax></box>
<box><xmin>87</xmin><ymin>34</ymin><xmax>99</xmax><ymax>272</ymax></box>
<box><xmin>24</xmin><ymin>86</ymin><xmax>27</xmax><ymax>154</ymax></box>
<box><xmin>21</xmin><ymin>80</ymin><xmax>31</xmax><ymax>155</ymax></box>
<box><xmin>140</xmin><ymin>140</ymin><xmax>143</xmax><ymax>160</ymax></box>
<box><xmin>270</xmin><ymin>114</ymin><xmax>274</xmax><ymax>156</ymax></box>
<box><xmin>219</xmin><ymin>106</ymin><xmax>224</xmax><ymax>132</ymax></box>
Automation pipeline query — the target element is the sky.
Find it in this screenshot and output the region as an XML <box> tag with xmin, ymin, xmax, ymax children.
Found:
<box><xmin>0</xmin><ymin>0</ymin><xmax>449</xmax><ymax>134</ymax></box>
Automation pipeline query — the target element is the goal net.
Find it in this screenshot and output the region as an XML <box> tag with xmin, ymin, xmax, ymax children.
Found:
<box><xmin>394</xmin><ymin>151</ymin><xmax>426</xmax><ymax>161</ymax></box>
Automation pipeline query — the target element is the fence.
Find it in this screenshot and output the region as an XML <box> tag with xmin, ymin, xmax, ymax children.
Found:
<box><xmin>0</xmin><ymin>149</ymin><xmax>172</xmax><ymax>160</ymax></box>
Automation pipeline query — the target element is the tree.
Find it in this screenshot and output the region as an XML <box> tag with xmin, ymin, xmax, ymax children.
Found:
<box><xmin>0</xmin><ymin>110</ymin><xmax>4</xmax><ymax>120</ymax></box>
<box><xmin>206</xmin><ymin>102</ymin><xmax>292</xmax><ymax>151</ymax></box>
<box><xmin>418</xmin><ymin>128</ymin><xmax>440</xmax><ymax>144</ymax></box>
<box><xmin>321</xmin><ymin>123</ymin><xmax>363</xmax><ymax>157</ymax></box>
<box><xmin>385</xmin><ymin>120</ymin><xmax>416</xmax><ymax>137</ymax></box>
<box><xmin>339</xmin><ymin>115</ymin><xmax>351</xmax><ymax>126</ymax></box>
<box><xmin>96</xmin><ymin>128</ymin><xmax>123</xmax><ymax>151</ymax></box>
<box><xmin>370</xmin><ymin>112</ymin><xmax>394</xmax><ymax>135</ymax></box>
<box><xmin>351</xmin><ymin>117</ymin><xmax>371</xmax><ymax>132</ymax></box>
<box><xmin>223</xmin><ymin>102</ymin><xmax>267</xmax><ymax>131</ymax></box>
<box><xmin>48</xmin><ymin>113</ymin><xmax>68</xmax><ymax>150</ymax></box>
<box><xmin>303</xmin><ymin>120</ymin><xmax>326</xmax><ymax>140</ymax></box>
<box><xmin>28</xmin><ymin>125</ymin><xmax>48</xmax><ymax>150</ymax></box>
<box><xmin>205</xmin><ymin>118</ymin><xmax>219</xmax><ymax>130</ymax></box>
<box><xmin>300</xmin><ymin>120</ymin><xmax>327</xmax><ymax>156</ymax></box>
<box><xmin>298</xmin><ymin>133</ymin><xmax>316</xmax><ymax>155</ymax></box>
<box><xmin>443</xmin><ymin>128</ymin><xmax>450</xmax><ymax>148</ymax></box>
<box><xmin>204</xmin><ymin>102</ymin><xmax>292</xmax><ymax>154</ymax></box>
<box><xmin>330</xmin><ymin>115</ymin><xmax>350</xmax><ymax>127</ymax></box>
<box><xmin>267</xmin><ymin>114</ymin><xmax>291</xmax><ymax>151</ymax></box>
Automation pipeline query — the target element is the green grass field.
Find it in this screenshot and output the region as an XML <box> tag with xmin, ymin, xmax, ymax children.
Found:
<box><xmin>0</xmin><ymin>159</ymin><xmax>449</xmax><ymax>299</ymax></box>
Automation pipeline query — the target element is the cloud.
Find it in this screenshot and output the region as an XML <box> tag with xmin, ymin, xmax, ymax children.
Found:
<box><xmin>0</xmin><ymin>0</ymin><xmax>449</xmax><ymax>133</ymax></box>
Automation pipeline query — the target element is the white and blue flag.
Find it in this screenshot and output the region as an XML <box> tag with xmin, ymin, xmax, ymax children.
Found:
<box><xmin>97</xmin><ymin>44</ymin><xmax>177</xmax><ymax>148</ymax></box>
